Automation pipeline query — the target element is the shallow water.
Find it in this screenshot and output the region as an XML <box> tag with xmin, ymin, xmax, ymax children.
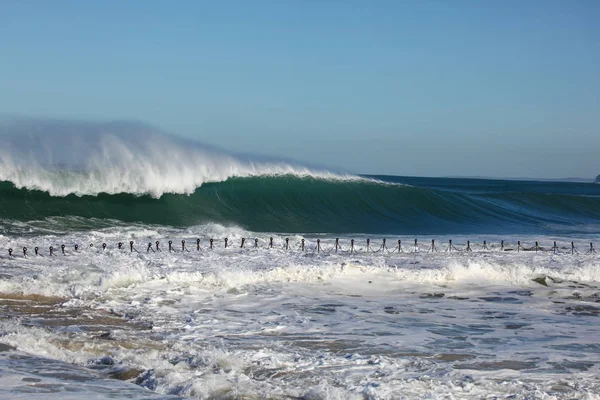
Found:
<box><xmin>1</xmin><ymin>227</ymin><xmax>600</xmax><ymax>399</ymax></box>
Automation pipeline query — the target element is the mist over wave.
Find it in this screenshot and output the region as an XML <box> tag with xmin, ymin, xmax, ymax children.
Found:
<box><xmin>0</xmin><ymin>118</ymin><xmax>359</xmax><ymax>198</ymax></box>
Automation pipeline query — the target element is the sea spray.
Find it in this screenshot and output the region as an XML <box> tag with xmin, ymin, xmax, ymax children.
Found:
<box><xmin>0</xmin><ymin>118</ymin><xmax>361</xmax><ymax>197</ymax></box>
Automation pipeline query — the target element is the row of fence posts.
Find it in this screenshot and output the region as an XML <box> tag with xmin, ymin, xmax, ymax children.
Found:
<box><xmin>5</xmin><ymin>238</ymin><xmax>598</xmax><ymax>257</ymax></box>
<box><xmin>420</xmin><ymin>239</ymin><xmax>595</xmax><ymax>255</ymax></box>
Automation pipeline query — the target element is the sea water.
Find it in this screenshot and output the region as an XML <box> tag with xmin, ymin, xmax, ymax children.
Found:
<box><xmin>1</xmin><ymin>121</ymin><xmax>600</xmax><ymax>399</ymax></box>
<box><xmin>1</xmin><ymin>229</ymin><xmax>600</xmax><ymax>399</ymax></box>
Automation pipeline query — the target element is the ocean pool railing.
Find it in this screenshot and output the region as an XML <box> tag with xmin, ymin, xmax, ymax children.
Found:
<box><xmin>4</xmin><ymin>238</ymin><xmax>597</xmax><ymax>258</ymax></box>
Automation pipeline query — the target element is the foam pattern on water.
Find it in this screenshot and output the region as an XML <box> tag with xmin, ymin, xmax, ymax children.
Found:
<box><xmin>1</xmin><ymin>227</ymin><xmax>600</xmax><ymax>399</ymax></box>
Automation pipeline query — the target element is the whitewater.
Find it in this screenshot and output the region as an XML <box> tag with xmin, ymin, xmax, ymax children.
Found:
<box><xmin>0</xmin><ymin>119</ymin><xmax>363</xmax><ymax>198</ymax></box>
<box><xmin>1</xmin><ymin>120</ymin><xmax>600</xmax><ymax>399</ymax></box>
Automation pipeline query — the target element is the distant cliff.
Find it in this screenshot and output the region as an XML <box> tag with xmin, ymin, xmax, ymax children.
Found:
<box><xmin>596</xmin><ymin>174</ymin><xmax>600</xmax><ymax>183</ymax></box>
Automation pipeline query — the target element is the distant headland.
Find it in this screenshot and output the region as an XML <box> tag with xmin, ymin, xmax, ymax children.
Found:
<box><xmin>596</xmin><ymin>174</ymin><xmax>600</xmax><ymax>183</ymax></box>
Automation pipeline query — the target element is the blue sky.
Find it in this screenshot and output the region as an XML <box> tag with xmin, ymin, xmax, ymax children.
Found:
<box><xmin>1</xmin><ymin>0</ymin><xmax>598</xmax><ymax>178</ymax></box>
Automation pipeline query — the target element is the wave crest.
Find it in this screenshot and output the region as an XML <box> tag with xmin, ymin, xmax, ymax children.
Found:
<box><xmin>0</xmin><ymin>119</ymin><xmax>359</xmax><ymax>197</ymax></box>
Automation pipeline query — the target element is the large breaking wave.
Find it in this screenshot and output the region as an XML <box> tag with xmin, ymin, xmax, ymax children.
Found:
<box><xmin>1</xmin><ymin>118</ymin><xmax>599</xmax><ymax>235</ymax></box>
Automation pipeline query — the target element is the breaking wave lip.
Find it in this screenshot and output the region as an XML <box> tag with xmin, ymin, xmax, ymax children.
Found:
<box><xmin>0</xmin><ymin>164</ymin><xmax>368</xmax><ymax>198</ymax></box>
<box><xmin>0</xmin><ymin>118</ymin><xmax>376</xmax><ymax>198</ymax></box>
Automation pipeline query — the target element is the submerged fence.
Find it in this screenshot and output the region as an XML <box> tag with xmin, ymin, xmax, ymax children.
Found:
<box><xmin>4</xmin><ymin>237</ymin><xmax>598</xmax><ymax>258</ymax></box>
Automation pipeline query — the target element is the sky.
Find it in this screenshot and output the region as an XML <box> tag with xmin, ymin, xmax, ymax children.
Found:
<box><xmin>0</xmin><ymin>0</ymin><xmax>599</xmax><ymax>179</ymax></box>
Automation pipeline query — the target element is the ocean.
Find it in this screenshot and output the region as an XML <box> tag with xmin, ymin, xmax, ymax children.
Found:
<box><xmin>1</xmin><ymin>128</ymin><xmax>600</xmax><ymax>399</ymax></box>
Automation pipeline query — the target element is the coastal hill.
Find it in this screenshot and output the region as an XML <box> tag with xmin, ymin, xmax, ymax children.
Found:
<box><xmin>596</xmin><ymin>174</ymin><xmax>600</xmax><ymax>183</ymax></box>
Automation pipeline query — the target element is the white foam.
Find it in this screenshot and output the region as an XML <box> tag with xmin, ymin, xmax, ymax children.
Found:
<box><xmin>1</xmin><ymin>231</ymin><xmax>600</xmax><ymax>299</ymax></box>
<box><xmin>388</xmin><ymin>256</ymin><xmax>600</xmax><ymax>286</ymax></box>
<box><xmin>2</xmin><ymin>230</ymin><xmax>600</xmax><ymax>399</ymax></box>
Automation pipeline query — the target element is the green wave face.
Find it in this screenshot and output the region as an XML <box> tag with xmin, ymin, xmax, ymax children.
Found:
<box><xmin>1</xmin><ymin>176</ymin><xmax>599</xmax><ymax>235</ymax></box>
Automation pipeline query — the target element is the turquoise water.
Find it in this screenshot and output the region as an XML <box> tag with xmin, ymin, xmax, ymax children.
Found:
<box><xmin>1</xmin><ymin>175</ymin><xmax>599</xmax><ymax>235</ymax></box>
